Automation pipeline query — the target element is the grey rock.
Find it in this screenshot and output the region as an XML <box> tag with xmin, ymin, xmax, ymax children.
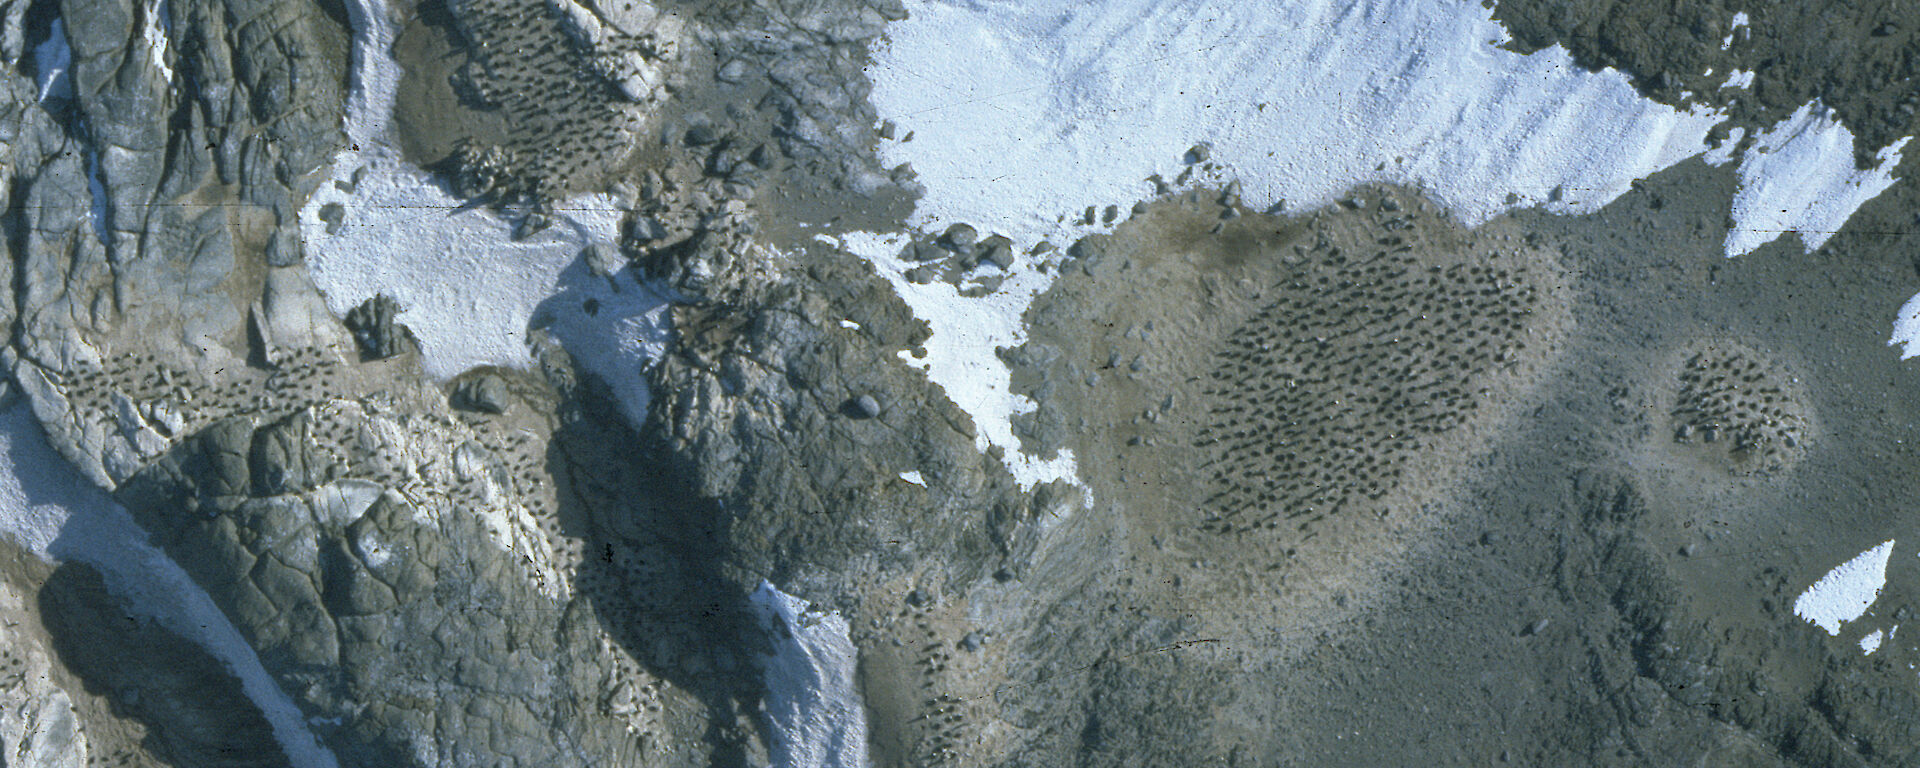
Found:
<box><xmin>849</xmin><ymin>393</ymin><xmax>881</xmax><ymax>419</ymax></box>
<box><xmin>451</xmin><ymin>373</ymin><xmax>512</xmax><ymax>415</ymax></box>
<box><xmin>717</xmin><ymin>58</ymin><xmax>752</xmax><ymax>83</ymax></box>
<box><xmin>942</xmin><ymin>223</ymin><xmax>978</xmax><ymax>248</ymax></box>
<box><xmin>905</xmin><ymin>241</ymin><xmax>943</xmax><ymax>262</ymax></box>
<box><xmin>685</xmin><ymin>119</ymin><xmax>724</xmax><ymax>146</ymax></box>
<box><xmin>250</xmin><ymin>412</ymin><xmax>318</xmax><ymax>496</ymax></box>
<box><xmin>344</xmin><ymin>294</ymin><xmax>412</xmax><ymax>361</ymax></box>
<box><xmin>978</xmin><ymin>234</ymin><xmax>1015</xmax><ymax>270</ymax></box>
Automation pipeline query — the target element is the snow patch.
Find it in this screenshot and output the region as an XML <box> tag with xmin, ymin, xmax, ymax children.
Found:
<box><xmin>1703</xmin><ymin>127</ymin><xmax>1747</xmax><ymax>167</ymax></box>
<box><xmin>142</xmin><ymin>0</ymin><xmax>173</xmax><ymax>83</ymax></box>
<box><xmin>750</xmin><ymin>582</ymin><xmax>871</xmax><ymax>768</ymax></box>
<box><xmin>837</xmin><ymin>231</ymin><xmax>1078</xmax><ymax>491</ymax></box>
<box><xmin>1719</xmin><ymin>69</ymin><xmax>1754</xmax><ymax>90</ymax></box>
<box><xmin>1724</xmin><ymin>102</ymin><xmax>1911</xmax><ymax>257</ymax></box>
<box><xmin>1723</xmin><ymin>12</ymin><xmax>1748</xmax><ymax>50</ymax></box>
<box><xmin>532</xmin><ymin>263</ymin><xmax>675</xmax><ymax>428</ymax></box>
<box><xmin>1862</xmin><ymin>627</ymin><xmax>1887</xmax><ymax>654</ymax></box>
<box><xmin>898</xmin><ymin>470</ymin><xmax>925</xmax><ymax>486</ymax></box>
<box><xmin>1794</xmin><ymin>540</ymin><xmax>1896</xmax><ymax>635</ymax></box>
<box><xmin>1888</xmin><ymin>292</ymin><xmax>1920</xmax><ymax>360</ymax></box>
<box><xmin>302</xmin><ymin>0</ymin><xmax>657</xmax><ymax>404</ymax></box>
<box><xmin>0</xmin><ymin>406</ymin><xmax>339</xmax><ymax>768</ymax></box>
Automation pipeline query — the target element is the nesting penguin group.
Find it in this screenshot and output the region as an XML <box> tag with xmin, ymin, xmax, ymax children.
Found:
<box><xmin>1193</xmin><ymin>206</ymin><xmax>1555</xmax><ymax>537</ymax></box>
<box><xmin>1668</xmin><ymin>342</ymin><xmax>1806</xmax><ymax>472</ymax></box>
<box><xmin>446</xmin><ymin>0</ymin><xmax>676</xmax><ymax>202</ymax></box>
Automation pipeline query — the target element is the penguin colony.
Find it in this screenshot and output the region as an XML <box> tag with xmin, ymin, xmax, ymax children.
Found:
<box><xmin>1194</xmin><ymin>233</ymin><xmax>1550</xmax><ymax>536</ymax></box>
<box><xmin>0</xmin><ymin>646</ymin><xmax>22</xmax><ymax>695</ymax></box>
<box><xmin>1668</xmin><ymin>342</ymin><xmax>1805</xmax><ymax>471</ymax></box>
<box><xmin>446</xmin><ymin>0</ymin><xmax>675</xmax><ymax>202</ymax></box>
<box><xmin>53</xmin><ymin>345</ymin><xmax>584</xmax><ymax>595</ymax></box>
<box><xmin>57</xmin><ymin>344</ymin><xmax>350</xmax><ymax>441</ymax></box>
<box><xmin>874</xmin><ymin>589</ymin><xmax>986</xmax><ymax>767</ymax></box>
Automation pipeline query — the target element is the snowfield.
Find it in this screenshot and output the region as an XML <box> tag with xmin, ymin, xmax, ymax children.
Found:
<box><xmin>300</xmin><ymin>0</ymin><xmax>667</xmax><ymax>419</ymax></box>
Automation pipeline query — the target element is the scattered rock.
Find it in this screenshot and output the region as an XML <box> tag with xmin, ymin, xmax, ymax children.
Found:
<box><xmin>685</xmin><ymin>119</ymin><xmax>724</xmax><ymax>146</ymax></box>
<box><xmin>318</xmin><ymin>202</ymin><xmax>346</xmax><ymax>235</ymax></box>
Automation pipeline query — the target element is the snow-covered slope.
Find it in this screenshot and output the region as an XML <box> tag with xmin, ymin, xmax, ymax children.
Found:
<box><xmin>751</xmin><ymin>582</ymin><xmax>871</xmax><ymax>768</ymax></box>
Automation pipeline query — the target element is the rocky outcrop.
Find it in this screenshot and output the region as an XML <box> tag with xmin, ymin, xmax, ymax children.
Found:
<box><xmin>2</xmin><ymin>0</ymin><xmax>353</xmax><ymax>488</ymax></box>
<box><xmin>646</xmin><ymin>247</ymin><xmax>1036</xmax><ymax>607</ymax></box>
<box><xmin>344</xmin><ymin>294</ymin><xmax>413</xmax><ymax>361</ymax></box>
<box><xmin>109</xmin><ymin>389</ymin><xmax>693</xmax><ymax>766</ymax></box>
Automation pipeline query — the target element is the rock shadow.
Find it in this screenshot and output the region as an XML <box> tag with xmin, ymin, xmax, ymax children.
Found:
<box><xmin>538</xmin><ymin>257</ymin><xmax>771</xmax><ymax>766</ymax></box>
<box><xmin>38</xmin><ymin>561</ymin><xmax>291</xmax><ymax>768</ymax></box>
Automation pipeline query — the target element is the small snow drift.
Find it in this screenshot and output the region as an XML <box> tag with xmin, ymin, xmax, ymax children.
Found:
<box><xmin>1794</xmin><ymin>540</ymin><xmax>1896</xmax><ymax>635</ymax></box>
<box><xmin>1724</xmin><ymin>102</ymin><xmax>1911</xmax><ymax>258</ymax></box>
<box><xmin>750</xmin><ymin>582</ymin><xmax>871</xmax><ymax>768</ymax></box>
<box><xmin>1890</xmin><ymin>293</ymin><xmax>1920</xmax><ymax>360</ymax></box>
<box><xmin>32</xmin><ymin>18</ymin><xmax>73</xmax><ymax>104</ymax></box>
